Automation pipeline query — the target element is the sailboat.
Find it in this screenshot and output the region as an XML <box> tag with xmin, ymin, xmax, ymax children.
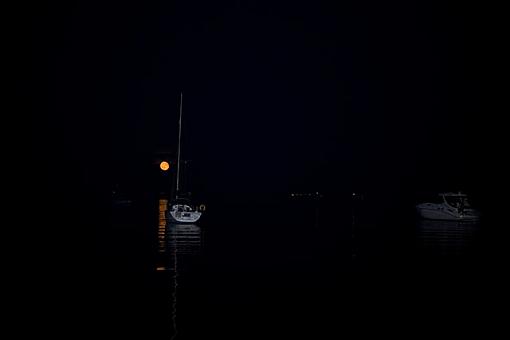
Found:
<box><xmin>167</xmin><ymin>92</ymin><xmax>202</xmax><ymax>223</ymax></box>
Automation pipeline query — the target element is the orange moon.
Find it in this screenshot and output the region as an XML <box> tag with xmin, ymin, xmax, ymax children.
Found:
<box><xmin>160</xmin><ymin>161</ymin><xmax>170</xmax><ymax>171</ymax></box>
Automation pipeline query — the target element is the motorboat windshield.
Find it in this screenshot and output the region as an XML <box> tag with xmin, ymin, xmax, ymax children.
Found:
<box><xmin>442</xmin><ymin>193</ymin><xmax>471</xmax><ymax>209</ymax></box>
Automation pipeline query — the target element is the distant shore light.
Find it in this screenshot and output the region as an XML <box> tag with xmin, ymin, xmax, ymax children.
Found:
<box><xmin>160</xmin><ymin>161</ymin><xmax>170</xmax><ymax>171</ymax></box>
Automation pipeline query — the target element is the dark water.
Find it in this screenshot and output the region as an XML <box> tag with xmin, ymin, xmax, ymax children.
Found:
<box><xmin>89</xmin><ymin>195</ymin><xmax>499</xmax><ymax>338</ymax></box>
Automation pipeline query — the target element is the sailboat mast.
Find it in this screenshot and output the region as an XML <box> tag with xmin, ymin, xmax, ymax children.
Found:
<box><xmin>176</xmin><ymin>92</ymin><xmax>183</xmax><ymax>196</ymax></box>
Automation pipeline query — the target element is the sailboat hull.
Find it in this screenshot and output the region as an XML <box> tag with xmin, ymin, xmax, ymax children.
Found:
<box><xmin>167</xmin><ymin>210</ymin><xmax>201</xmax><ymax>223</ymax></box>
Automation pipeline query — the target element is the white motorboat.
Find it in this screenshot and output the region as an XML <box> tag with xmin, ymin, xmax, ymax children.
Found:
<box><xmin>416</xmin><ymin>192</ymin><xmax>480</xmax><ymax>221</ymax></box>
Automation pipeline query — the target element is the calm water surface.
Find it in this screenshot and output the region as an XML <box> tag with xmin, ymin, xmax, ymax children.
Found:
<box><xmin>93</xmin><ymin>195</ymin><xmax>494</xmax><ymax>338</ymax></box>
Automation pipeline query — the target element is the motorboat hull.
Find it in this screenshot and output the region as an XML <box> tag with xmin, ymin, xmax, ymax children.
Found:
<box><xmin>416</xmin><ymin>203</ymin><xmax>480</xmax><ymax>221</ymax></box>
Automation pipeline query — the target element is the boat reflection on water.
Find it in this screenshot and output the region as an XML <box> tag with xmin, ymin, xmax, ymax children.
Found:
<box><xmin>416</xmin><ymin>219</ymin><xmax>479</xmax><ymax>257</ymax></box>
<box><xmin>166</xmin><ymin>224</ymin><xmax>202</xmax><ymax>258</ymax></box>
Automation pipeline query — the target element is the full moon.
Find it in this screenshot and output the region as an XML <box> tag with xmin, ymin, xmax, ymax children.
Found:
<box><xmin>160</xmin><ymin>161</ymin><xmax>170</xmax><ymax>171</ymax></box>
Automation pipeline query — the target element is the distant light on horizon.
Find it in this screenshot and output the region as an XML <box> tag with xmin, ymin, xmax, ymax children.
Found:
<box><xmin>160</xmin><ymin>161</ymin><xmax>170</xmax><ymax>171</ymax></box>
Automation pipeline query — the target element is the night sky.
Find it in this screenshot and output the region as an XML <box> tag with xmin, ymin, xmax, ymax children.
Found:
<box><xmin>26</xmin><ymin>1</ymin><xmax>491</xmax><ymax>201</ymax></box>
